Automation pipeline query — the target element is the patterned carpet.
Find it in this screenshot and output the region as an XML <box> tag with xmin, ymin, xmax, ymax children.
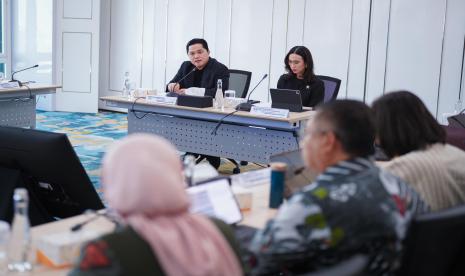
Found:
<box><xmin>36</xmin><ymin>110</ymin><xmax>128</xmax><ymax>192</ymax></box>
<box><xmin>36</xmin><ymin>110</ymin><xmax>261</xmax><ymax>195</ymax></box>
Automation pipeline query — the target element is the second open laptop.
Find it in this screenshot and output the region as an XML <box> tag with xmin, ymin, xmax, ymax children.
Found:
<box><xmin>270</xmin><ymin>88</ymin><xmax>304</xmax><ymax>112</ymax></box>
<box><xmin>187</xmin><ymin>177</ymin><xmax>242</xmax><ymax>225</ymax></box>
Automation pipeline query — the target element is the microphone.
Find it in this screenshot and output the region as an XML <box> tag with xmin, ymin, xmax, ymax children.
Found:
<box><xmin>70</xmin><ymin>209</ymin><xmax>119</xmax><ymax>232</ymax></box>
<box><xmin>10</xmin><ymin>64</ymin><xmax>39</xmax><ymax>86</ymax></box>
<box><xmin>166</xmin><ymin>68</ymin><xmax>196</xmax><ymax>96</ymax></box>
<box><xmin>235</xmin><ymin>74</ymin><xmax>268</xmax><ymax>112</ymax></box>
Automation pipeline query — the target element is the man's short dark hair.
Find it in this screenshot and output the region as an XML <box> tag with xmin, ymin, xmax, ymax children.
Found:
<box><xmin>316</xmin><ymin>100</ymin><xmax>375</xmax><ymax>158</ymax></box>
<box><xmin>186</xmin><ymin>38</ymin><xmax>209</xmax><ymax>53</ymax></box>
<box><xmin>372</xmin><ymin>90</ymin><xmax>446</xmax><ymax>158</ymax></box>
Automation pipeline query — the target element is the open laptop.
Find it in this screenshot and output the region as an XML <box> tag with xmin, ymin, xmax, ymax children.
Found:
<box><xmin>187</xmin><ymin>177</ymin><xmax>258</xmax><ymax>246</ymax></box>
<box><xmin>270</xmin><ymin>88</ymin><xmax>304</xmax><ymax>112</ymax></box>
<box><xmin>187</xmin><ymin>177</ymin><xmax>242</xmax><ymax>225</ymax></box>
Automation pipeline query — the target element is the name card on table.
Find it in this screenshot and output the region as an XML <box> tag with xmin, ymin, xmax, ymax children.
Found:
<box><xmin>250</xmin><ymin>106</ymin><xmax>289</xmax><ymax>119</ymax></box>
<box><xmin>146</xmin><ymin>95</ymin><xmax>177</xmax><ymax>105</ymax></box>
<box><xmin>0</xmin><ymin>81</ymin><xmax>20</xmax><ymax>89</ymax></box>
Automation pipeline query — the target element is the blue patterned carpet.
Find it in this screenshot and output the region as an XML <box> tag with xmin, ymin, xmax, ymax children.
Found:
<box><xmin>36</xmin><ymin>110</ymin><xmax>127</xmax><ymax>192</ymax></box>
<box><xmin>36</xmin><ymin>110</ymin><xmax>260</xmax><ymax>197</ymax></box>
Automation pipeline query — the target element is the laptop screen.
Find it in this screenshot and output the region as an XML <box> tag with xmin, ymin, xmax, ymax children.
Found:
<box><xmin>270</xmin><ymin>88</ymin><xmax>304</xmax><ymax>112</ymax></box>
<box><xmin>187</xmin><ymin>178</ymin><xmax>243</xmax><ymax>225</ymax></box>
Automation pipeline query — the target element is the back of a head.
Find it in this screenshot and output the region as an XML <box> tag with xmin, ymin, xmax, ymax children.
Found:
<box><xmin>372</xmin><ymin>91</ymin><xmax>446</xmax><ymax>158</ymax></box>
<box><xmin>102</xmin><ymin>134</ymin><xmax>188</xmax><ymax>217</ymax></box>
<box><xmin>316</xmin><ymin>99</ymin><xmax>375</xmax><ymax>158</ymax></box>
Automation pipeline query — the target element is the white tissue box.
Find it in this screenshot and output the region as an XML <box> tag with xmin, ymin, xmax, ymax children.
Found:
<box><xmin>36</xmin><ymin>230</ymin><xmax>100</xmax><ymax>267</ymax></box>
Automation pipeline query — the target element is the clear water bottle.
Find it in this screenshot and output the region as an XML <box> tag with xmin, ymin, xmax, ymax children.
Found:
<box><xmin>7</xmin><ymin>188</ymin><xmax>32</xmax><ymax>273</ymax></box>
<box><xmin>183</xmin><ymin>155</ymin><xmax>196</xmax><ymax>187</ymax></box>
<box><xmin>122</xmin><ymin>71</ymin><xmax>131</xmax><ymax>98</ymax></box>
<box><xmin>214</xmin><ymin>79</ymin><xmax>224</xmax><ymax>110</ymax></box>
<box><xmin>0</xmin><ymin>221</ymin><xmax>10</xmax><ymax>274</ymax></box>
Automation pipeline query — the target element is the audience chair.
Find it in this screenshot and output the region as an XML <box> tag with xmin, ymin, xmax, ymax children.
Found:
<box><xmin>225</xmin><ymin>69</ymin><xmax>253</xmax><ymax>173</ymax></box>
<box><xmin>398</xmin><ymin>204</ymin><xmax>465</xmax><ymax>276</ymax></box>
<box><xmin>317</xmin><ymin>75</ymin><xmax>341</xmax><ymax>103</ymax></box>
<box><xmin>442</xmin><ymin>125</ymin><xmax>465</xmax><ymax>152</ymax></box>
<box><xmin>228</xmin><ymin>69</ymin><xmax>252</xmax><ymax>98</ymax></box>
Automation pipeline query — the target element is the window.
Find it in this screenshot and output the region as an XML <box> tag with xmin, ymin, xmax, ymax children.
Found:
<box><xmin>0</xmin><ymin>0</ymin><xmax>10</xmax><ymax>77</ymax></box>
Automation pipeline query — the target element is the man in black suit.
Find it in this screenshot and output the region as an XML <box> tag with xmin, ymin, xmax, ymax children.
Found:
<box><xmin>167</xmin><ymin>38</ymin><xmax>229</xmax><ymax>98</ymax></box>
<box><xmin>167</xmin><ymin>38</ymin><xmax>229</xmax><ymax>169</ymax></box>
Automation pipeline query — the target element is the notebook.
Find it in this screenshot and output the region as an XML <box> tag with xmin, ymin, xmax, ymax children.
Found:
<box><xmin>187</xmin><ymin>177</ymin><xmax>242</xmax><ymax>225</ymax></box>
<box><xmin>270</xmin><ymin>88</ymin><xmax>304</xmax><ymax>112</ymax></box>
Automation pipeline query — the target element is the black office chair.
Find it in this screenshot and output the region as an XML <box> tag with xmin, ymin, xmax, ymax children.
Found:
<box><xmin>317</xmin><ymin>75</ymin><xmax>341</xmax><ymax>103</ymax></box>
<box><xmin>223</xmin><ymin>69</ymin><xmax>253</xmax><ymax>173</ymax></box>
<box><xmin>397</xmin><ymin>204</ymin><xmax>465</xmax><ymax>276</ymax></box>
<box><xmin>228</xmin><ymin>69</ymin><xmax>252</xmax><ymax>98</ymax></box>
<box><xmin>301</xmin><ymin>254</ymin><xmax>369</xmax><ymax>276</ymax></box>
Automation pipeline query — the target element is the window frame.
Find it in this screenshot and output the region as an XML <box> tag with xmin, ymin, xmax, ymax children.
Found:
<box><xmin>0</xmin><ymin>0</ymin><xmax>11</xmax><ymax>76</ymax></box>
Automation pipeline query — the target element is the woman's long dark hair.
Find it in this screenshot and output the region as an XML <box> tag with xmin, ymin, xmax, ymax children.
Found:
<box><xmin>284</xmin><ymin>46</ymin><xmax>316</xmax><ymax>82</ymax></box>
<box><xmin>372</xmin><ymin>90</ymin><xmax>446</xmax><ymax>158</ymax></box>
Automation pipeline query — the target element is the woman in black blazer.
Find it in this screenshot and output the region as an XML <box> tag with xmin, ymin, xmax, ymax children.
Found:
<box><xmin>277</xmin><ymin>46</ymin><xmax>324</xmax><ymax>107</ymax></box>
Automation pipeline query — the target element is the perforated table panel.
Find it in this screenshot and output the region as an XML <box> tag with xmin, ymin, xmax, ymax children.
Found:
<box><xmin>0</xmin><ymin>98</ymin><xmax>36</xmax><ymax>128</ymax></box>
<box><xmin>128</xmin><ymin>111</ymin><xmax>300</xmax><ymax>163</ymax></box>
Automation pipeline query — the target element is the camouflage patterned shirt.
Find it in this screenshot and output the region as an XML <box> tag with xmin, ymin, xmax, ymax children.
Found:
<box><xmin>248</xmin><ymin>158</ymin><xmax>429</xmax><ymax>275</ymax></box>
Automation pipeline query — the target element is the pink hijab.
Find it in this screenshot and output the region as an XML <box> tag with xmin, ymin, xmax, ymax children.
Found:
<box><xmin>102</xmin><ymin>134</ymin><xmax>242</xmax><ymax>276</ymax></box>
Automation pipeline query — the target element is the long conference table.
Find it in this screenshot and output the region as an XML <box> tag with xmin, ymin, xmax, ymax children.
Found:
<box><xmin>0</xmin><ymin>84</ymin><xmax>60</xmax><ymax>128</ymax></box>
<box><xmin>30</xmin><ymin>178</ymin><xmax>277</xmax><ymax>275</ymax></box>
<box><xmin>101</xmin><ymin>96</ymin><xmax>314</xmax><ymax>163</ymax></box>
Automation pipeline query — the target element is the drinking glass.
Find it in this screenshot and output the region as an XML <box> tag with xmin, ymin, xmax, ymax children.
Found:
<box><xmin>225</xmin><ymin>90</ymin><xmax>236</xmax><ymax>98</ymax></box>
<box><xmin>224</xmin><ymin>90</ymin><xmax>236</xmax><ymax>108</ymax></box>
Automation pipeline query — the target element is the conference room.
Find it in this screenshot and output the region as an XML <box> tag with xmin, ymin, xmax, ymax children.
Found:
<box><xmin>1</xmin><ymin>0</ymin><xmax>465</xmax><ymax>275</ymax></box>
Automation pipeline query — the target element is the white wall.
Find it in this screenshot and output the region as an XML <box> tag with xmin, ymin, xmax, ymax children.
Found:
<box><xmin>98</xmin><ymin>0</ymin><xmax>465</xmax><ymax>118</ymax></box>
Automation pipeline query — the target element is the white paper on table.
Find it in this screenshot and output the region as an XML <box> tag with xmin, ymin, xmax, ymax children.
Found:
<box><xmin>185</xmin><ymin>87</ymin><xmax>205</xmax><ymax>96</ymax></box>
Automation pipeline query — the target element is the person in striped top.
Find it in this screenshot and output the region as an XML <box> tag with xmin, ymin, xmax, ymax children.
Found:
<box><xmin>372</xmin><ymin>90</ymin><xmax>465</xmax><ymax>211</ymax></box>
<box><xmin>248</xmin><ymin>100</ymin><xmax>428</xmax><ymax>275</ymax></box>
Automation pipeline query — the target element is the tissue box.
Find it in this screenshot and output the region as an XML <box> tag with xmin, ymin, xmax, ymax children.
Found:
<box><xmin>36</xmin><ymin>230</ymin><xmax>101</xmax><ymax>268</ymax></box>
<box><xmin>232</xmin><ymin>186</ymin><xmax>253</xmax><ymax>211</ymax></box>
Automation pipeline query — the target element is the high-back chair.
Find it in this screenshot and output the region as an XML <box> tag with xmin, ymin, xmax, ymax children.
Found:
<box><xmin>317</xmin><ymin>75</ymin><xmax>341</xmax><ymax>103</ymax></box>
<box><xmin>228</xmin><ymin>69</ymin><xmax>252</xmax><ymax>98</ymax></box>
<box><xmin>225</xmin><ymin>69</ymin><xmax>252</xmax><ymax>173</ymax></box>
<box><xmin>398</xmin><ymin>204</ymin><xmax>465</xmax><ymax>276</ymax></box>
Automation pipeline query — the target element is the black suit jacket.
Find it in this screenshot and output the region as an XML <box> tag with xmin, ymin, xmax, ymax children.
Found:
<box><xmin>167</xmin><ymin>58</ymin><xmax>229</xmax><ymax>97</ymax></box>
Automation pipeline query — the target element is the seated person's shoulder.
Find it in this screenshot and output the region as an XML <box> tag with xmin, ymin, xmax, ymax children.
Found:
<box><xmin>70</xmin><ymin>227</ymin><xmax>163</xmax><ymax>276</ymax></box>
<box><xmin>300</xmin><ymin>182</ymin><xmax>328</xmax><ymax>200</ymax></box>
<box><xmin>209</xmin><ymin>58</ymin><xmax>228</xmax><ymax>70</ymax></box>
<box><xmin>179</xmin><ymin>60</ymin><xmax>192</xmax><ymax>69</ymax></box>
<box><xmin>279</xmin><ymin>73</ymin><xmax>293</xmax><ymax>82</ymax></box>
<box><xmin>311</xmin><ymin>76</ymin><xmax>324</xmax><ymax>87</ymax></box>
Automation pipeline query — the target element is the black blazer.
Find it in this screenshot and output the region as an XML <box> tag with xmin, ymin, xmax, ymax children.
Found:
<box><xmin>277</xmin><ymin>74</ymin><xmax>325</xmax><ymax>107</ymax></box>
<box><xmin>167</xmin><ymin>58</ymin><xmax>229</xmax><ymax>97</ymax></box>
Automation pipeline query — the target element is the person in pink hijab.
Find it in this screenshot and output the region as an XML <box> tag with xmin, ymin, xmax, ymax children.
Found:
<box><xmin>70</xmin><ymin>134</ymin><xmax>244</xmax><ymax>276</ymax></box>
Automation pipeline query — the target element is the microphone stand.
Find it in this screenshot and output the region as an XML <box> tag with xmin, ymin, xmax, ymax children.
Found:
<box><xmin>70</xmin><ymin>209</ymin><xmax>121</xmax><ymax>232</ymax></box>
<box><xmin>235</xmin><ymin>74</ymin><xmax>268</xmax><ymax>112</ymax></box>
<box><xmin>10</xmin><ymin>64</ymin><xmax>39</xmax><ymax>87</ymax></box>
<box><xmin>166</xmin><ymin>68</ymin><xmax>196</xmax><ymax>97</ymax></box>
